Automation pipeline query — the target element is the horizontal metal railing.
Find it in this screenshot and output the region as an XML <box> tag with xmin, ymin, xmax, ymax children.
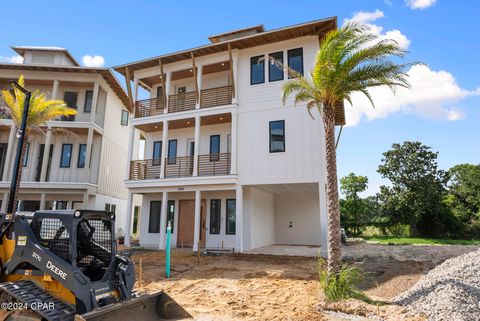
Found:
<box><xmin>168</xmin><ymin>92</ymin><xmax>196</xmax><ymax>113</ymax></box>
<box><xmin>198</xmin><ymin>153</ymin><xmax>231</xmax><ymax>176</ymax></box>
<box><xmin>200</xmin><ymin>85</ymin><xmax>233</xmax><ymax>108</ymax></box>
<box><xmin>134</xmin><ymin>97</ymin><xmax>166</xmax><ymax>118</ymax></box>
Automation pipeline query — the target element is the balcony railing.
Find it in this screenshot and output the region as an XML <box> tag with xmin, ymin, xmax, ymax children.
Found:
<box><xmin>135</xmin><ymin>98</ymin><xmax>166</xmax><ymax>118</ymax></box>
<box><xmin>129</xmin><ymin>152</ymin><xmax>232</xmax><ymax>180</ymax></box>
<box><xmin>200</xmin><ymin>85</ymin><xmax>233</xmax><ymax>108</ymax></box>
<box><xmin>168</xmin><ymin>92</ymin><xmax>196</xmax><ymax>113</ymax></box>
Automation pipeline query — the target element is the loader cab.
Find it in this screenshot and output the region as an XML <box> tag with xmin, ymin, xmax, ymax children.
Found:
<box><xmin>31</xmin><ymin>210</ymin><xmax>116</xmax><ymax>282</ymax></box>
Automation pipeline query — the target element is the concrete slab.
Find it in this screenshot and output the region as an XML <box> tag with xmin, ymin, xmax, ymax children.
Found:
<box><xmin>244</xmin><ymin>244</ymin><xmax>321</xmax><ymax>257</ymax></box>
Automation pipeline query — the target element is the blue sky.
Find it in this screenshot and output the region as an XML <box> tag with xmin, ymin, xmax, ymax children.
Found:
<box><xmin>1</xmin><ymin>0</ymin><xmax>478</xmax><ymax>195</ymax></box>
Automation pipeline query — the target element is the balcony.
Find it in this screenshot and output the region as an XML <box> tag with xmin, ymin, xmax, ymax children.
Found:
<box><xmin>135</xmin><ymin>97</ymin><xmax>166</xmax><ymax>118</ymax></box>
<box><xmin>168</xmin><ymin>91</ymin><xmax>196</xmax><ymax>113</ymax></box>
<box><xmin>129</xmin><ymin>153</ymin><xmax>231</xmax><ymax>180</ymax></box>
<box><xmin>200</xmin><ymin>85</ymin><xmax>232</xmax><ymax>109</ymax></box>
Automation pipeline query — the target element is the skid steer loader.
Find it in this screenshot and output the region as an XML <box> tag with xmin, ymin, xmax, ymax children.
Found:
<box><xmin>0</xmin><ymin>83</ymin><xmax>190</xmax><ymax>321</ymax></box>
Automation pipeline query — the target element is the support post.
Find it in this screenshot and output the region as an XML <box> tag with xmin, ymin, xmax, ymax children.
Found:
<box><xmin>159</xmin><ymin>59</ymin><xmax>167</xmax><ymax>108</ymax></box>
<box><xmin>235</xmin><ymin>185</ymin><xmax>243</xmax><ymax>252</ymax></box>
<box><xmin>191</xmin><ymin>52</ymin><xmax>199</xmax><ymax>106</ymax></box>
<box><xmin>39</xmin><ymin>193</ymin><xmax>46</xmax><ymax>210</ymax></box>
<box><xmin>230</xmin><ymin>110</ymin><xmax>237</xmax><ymax>175</ymax></box>
<box><xmin>228</xmin><ymin>44</ymin><xmax>235</xmax><ymax>99</ymax></box>
<box><xmin>125</xmin><ymin>67</ymin><xmax>134</xmax><ymax>111</ymax></box>
<box><xmin>197</xmin><ymin>64</ymin><xmax>203</xmax><ymax>109</ymax></box>
<box><xmin>126</xmin><ymin>125</ymin><xmax>135</xmax><ymax>180</ymax></box>
<box><xmin>84</xmin><ymin>128</ymin><xmax>94</xmax><ymax>171</ymax></box>
<box><xmin>159</xmin><ymin>191</ymin><xmax>168</xmax><ymax>249</ymax></box>
<box><xmin>3</xmin><ymin>124</ymin><xmax>16</xmax><ymax>181</ymax></box>
<box><xmin>1</xmin><ymin>193</ymin><xmax>8</xmax><ymax>212</ymax></box>
<box><xmin>124</xmin><ymin>192</ymin><xmax>134</xmax><ymax>247</ymax></box>
<box><xmin>319</xmin><ymin>181</ymin><xmax>329</xmax><ymax>258</ymax></box>
<box><xmin>89</xmin><ymin>80</ymin><xmax>100</xmax><ymax>122</ymax></box>
<box><xmin>40</xmin><ymin>129</ymin><xmax>52</xmax><ymax>182</ymax></box>
<box><xmin>51</xmin><ymin>79</ymin><xmax>60</xmax><ymax>99</ymax></box>
<box><xmin>232</xmin><ymin>51</ymin><xmax>238</xmax><ymax>103</ymax></box>
<box><xmin>164</xmin><ymin>71</ymin><xmax>171</xmax><ymax>114</ymax></box>
<box><xmin>193</xmin><ymin>190</ymin><xmax>201</xmax><ymax>252</ymax></box>
<box><xmin>160</xmin><ymin>121</ymin><xmax>169</xmax><ymax>178</ymax></box>
<box><xmin>193</xmin><ymin>116</ymin><xmax>200</xmax><ymax>176</ymax></box>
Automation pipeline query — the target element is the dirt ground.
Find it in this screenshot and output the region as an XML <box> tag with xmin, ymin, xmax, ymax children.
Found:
<box><xmin>130</xmin><ymin>243</ymin><xmax>479</xmax><ymax>321</ymax></box>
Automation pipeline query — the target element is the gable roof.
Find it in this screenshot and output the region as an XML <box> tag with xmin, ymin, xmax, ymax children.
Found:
<box><xmin>11</xmin><ymin>46</ymin><xmax>80</xmax><ymax>66</ymax></box>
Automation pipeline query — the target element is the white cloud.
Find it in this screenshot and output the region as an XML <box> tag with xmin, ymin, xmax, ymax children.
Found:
<box><xmin>405</xmin><ymin>0</ymin><xmax>437</xmax><ymax>10</ymax></box>
<box><xmin>0</xmin><ymin>55</ymin><xmax>23</xmax><ymax>64</ymax></box>
<box><xmin>345</xmin><ymin>10</ymin><xmax>411</xmax><ymax>49</ymax></box>
<box><xmin>345</xmin><ymin>65</ymin><xmax>474</xmax><ymax>126</ymax></box>
<box><xmin>82</xmin><ymin>55</ymin><xmax>105</xmax><ymax>67</ymax></box>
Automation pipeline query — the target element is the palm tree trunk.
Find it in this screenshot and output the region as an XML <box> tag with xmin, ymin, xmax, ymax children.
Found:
<box><xmin>11</xmin><ymin>135</ymin><xmax>27</xmax><ymax>213</ymax></box>
<box><xmin>323</xmin><ymin>110</ymin><xmax>342</xmax><ymax>273</ymax></box>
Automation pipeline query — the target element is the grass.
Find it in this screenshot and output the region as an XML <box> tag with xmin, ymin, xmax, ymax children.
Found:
<box><xmin>362</xmin><ymin>236</ymin><xmax>480</xmax><ymax>246</ymax></box>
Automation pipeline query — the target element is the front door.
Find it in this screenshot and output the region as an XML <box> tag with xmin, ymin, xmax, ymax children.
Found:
<box><xmin>177</xmin><ymin>199</ymin><xmax>206</xmax><ymax>248</ymax></box>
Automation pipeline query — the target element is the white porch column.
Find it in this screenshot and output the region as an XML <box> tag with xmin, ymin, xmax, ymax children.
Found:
<box><xmin>230</xmin><ymin>110</ymin><xmax>237</xmax><ymax>175</ymax></box>
<box><xmin>39</xmin><ymin>193</ymin><xmax>47</xmax><ymax>210</ymax></box>
<box><xmin>40</xmin><ymin>129</ymin><xmax>52</xmax><ymax>182</ymax></box>
<box><xmin>319</xmin><ymin>181</ymin><xmax>328</xmax><ymax>258</ymax></box>
<box><xmin>232</xmin><ymin>51</ymin><xmax>239</xmax><ymax>104</ymax></box>
<box><xmin>196</xmin><ymin>65</ymin><xmax>203</xmax><ymax>109</ymax></box>
<box><xmin>89</xmin><ymin>80</ymin><xmax>100</xmax><ymax>122</ymax></box>
<box><xmin>51</xmin><ymin>79</ymin><xmax>60</xmax><ymax>99</ymax></box>
<box><xmin>3</xmin><ymin>124</ymin><xmax>16</xmax><ymax>181</ymax></box>
<box><xmin>133</xmin><ymin>78</ymin><xmax>139</xmax><ymax>102</ymax></box>
<box><xmin>193</xmin><ymin>116</ymin><xmax>200</xmax><ymax>176</ymax></box>
<box><xmin>159</xmin><ymin>121</ymin><xmax>169</xmax><ymax>178</ymax></box>
<box><xmin>1</xmin><ymin>193</ymin><xmax>8</xmax><ymax>212</ymax></box>
<box><xmin>235</xmin><ymin>185</ymin><xmax>244</xmax><ymax>252</ymax></box>
<box><xmin>84</xmin><ymin>128</ymin><xmax>94</xmax><ymax>172</ymax></box>
<box><xmin>193</xmin><ymin>190</ymin><xmax>201</xmax><ymax>252</ymax></box>
<box><xmin>159</xmin><ymin>191</ymin><xmax>168</xmax><ymax>249</ymax></box>
<box><xmin>124</xmin><ymin>192</ymin><xmax>134</xmax><ymax>247</ymax></box>
<box><xmin>164</xmin><ymin>71</ymin><xmax>172</xmax><ymax>114</ymax></box>
<box><xmin>125</xmin><ymin>125</ymin><xmax>135</xmax><ymax>180</ymax></box>
<box><xmin>82</xmin><ymin>193</ymin><xmax>89</xmax><ymax>209</ymax></box>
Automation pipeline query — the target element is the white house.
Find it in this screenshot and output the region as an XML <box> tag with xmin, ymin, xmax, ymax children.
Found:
<box><xmin>115</xmin><ymin>17</ymin><xmax>345</xmax><ymax>256</ymax></box>
<box><xmin>0</xmin><ymin>46</ymin><xmax>133</xmax><ymax>232</ymax></box>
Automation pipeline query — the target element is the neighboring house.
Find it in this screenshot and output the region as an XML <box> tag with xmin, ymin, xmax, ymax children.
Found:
<box><xmin>0</xmin><ymin>46</ymin><xmax>132</xmax><ymax>232</ymax></box>
<box><xmin>115</xmin><ymin>17</ymin><xmax>345</xmax><ymax>255</ymax></box>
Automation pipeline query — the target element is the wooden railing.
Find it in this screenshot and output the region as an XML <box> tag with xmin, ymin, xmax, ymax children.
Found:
<box><xmin>129</xmin><ymin>159</ymin><xmax>162</xmax><ymax>180</ymax></box>
<box><xmin>168</xmin><ymin>92</ymin><xmax>196</xmax><ymax>113</ymax></box>
<box><xmin>198</xmin><ymin>153</ymin><xmax>231</xmax><ymax>176</ymax></box>
<box><xmin>200</xmin><ymin>85</ymin><xmax>233</xmax><ymax>108</ymax></box>
<box><xmin>164</xmin><ymin>155</ymin><xmax>195</xmax><ymax>178</ymax></box>
<box><xmin>135</xmin><ymin>98</ymin><xmax>166</xmax><ymax>118</ymax></box>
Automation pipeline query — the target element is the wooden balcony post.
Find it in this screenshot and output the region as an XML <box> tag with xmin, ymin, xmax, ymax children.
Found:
<box><xmin>51</xmin><ymin>79</ymin><xmax>60</xmax><ymax>99</ymax></box>
<box><xmin>191</xmin><ymin>52</ymin><xmax>199</xmax><ymax>107</ymax></box>
<box><xmin>193</xmin><ymin>116</ymin><xmax>200</xmax><ymax>176</ymax></box>
<box><xmin>230</xmin><ymin>110</ymin><xmax>237</xmax><ymax>175</ymax></box>
<box><xmin>159</xmin><ymin>59</ymin><xmax>167</xmax><ymax>108</ymax></box>
<box><xmin>160</xmin><ymin>121</ymin><xmax>169</xmax><ymax>178</ymax></box>
<box><xmin>197</xmin><ymin>64</ymin><xmax>203</xmax><ymax>109</ymax></box>
<box><xmin>164</xmin><ymin>71</ymin><xmax>172</xmax><ymax>114</ymax></box>
<box><xmin>125</xmin><ymin>67</ymin><xmax>134</xmax><ymax>111</ymax></box>
<box><xmin>126</xmin><ymin>125</ymin><xmax>135</xmax><ymax>180</ymax></box>
<box><xmin>90</xmin><ymin>80</ymin><xmax>100</xmax><ymax>122</ymax></box>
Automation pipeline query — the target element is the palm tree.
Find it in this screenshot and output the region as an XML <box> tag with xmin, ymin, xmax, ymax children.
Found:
<box><xmin>1</xmin><ymin>75</ymin><xmax>77</xmax><ymax>212</ymax></box>
<box><xmin>282</xmin><ymin>22</ymin><xmax>414</xmax><ymax>272</ymax></box>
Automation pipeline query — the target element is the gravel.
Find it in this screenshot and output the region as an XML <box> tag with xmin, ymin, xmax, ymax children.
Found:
<box><xmin>393</xmin><ymin>248</ymin><xmax>480</xmax><ymax>321</ymax></box>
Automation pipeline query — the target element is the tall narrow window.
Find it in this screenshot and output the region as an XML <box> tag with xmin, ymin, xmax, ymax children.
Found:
<box><xmin>23</xmin><ymin>142</ymin><xmax>30</xmax><ymax>167</ymax></box>
<box><xmin>105</xmin><ymin>203</ymin><xmax>111</xmax><ymax>212</ymax></box>
<box><xmin>77</xmin><ymin>144</ymin><xmax>87</xmax><ymax>168</ymax></box>
<box><xmin>209</xmin><ymin>135</ymin><xmax>220</xmax><ymax>161</ymax></box>
<box><xmin>209</xmin><ymin>199</ymin><xmax>221</xmax><ymax>234</ymax></box>
<box><xmin>269</xmin><ymin>52</ymin><xmax>284</xmax><ymax>82</ymax></box>
<box><xmin>250</xmin><ymin>55</ymin><xmax>265</xmax><ymax>85</ymax></box>
<box><xmin>269</xmin><ymin>120</ymin><xmax>285</xmax><ymax>153</ymax></box>
<box><xmin>56</xmin><ymin>201</ymin><xmax>68</xmax><ymax>210</ymax></box>
<box><xmin>84</xmin><ymin>90</ymin><xmax>93</xmax><ymax>113</ymax></box>
<box><xmin>152</xmin><ymin>141</ymin><xmax>162</xmax><ymax>166</ymax></box>
<box><xmin>148</xmin><ymin>201</ymin><xmax>161</xmax><ymax>233</ymax></box>
<box><xmin>167</xmin><ymin>139</ymin><xmax>177</xmax><ymax>165</ymax></box>
<box><xmin>226</xmin><ymin>199</ymin><xmax>236</xmax><ymax>235</ymax></box>
<box><xmin>166</xmin><ymin>200</ymin><xmax>175</xmax><ymax>232</ymax></box>
<box><xmin>60</xmin><ymin>144</ymin><xmax>73</xmax><ymax>168</ymax></box>
<box><xmin>288</xmin><ymin>48</ymin><xmax>304</xmax><ymax>78</ymax></box>
<box><xmin>62</xmin><ymin>91</ymin><xmax>77</xmax><ymax>121</ymax></box>
<box><xmin>111</xmin><ymin>204</ymin><xmax>116</xmax><ymax>214</ymax></box>
<box><xmin>121</xmin><ymin>110</ymin><xmax>128</xmax><ymax>126</ymax></box>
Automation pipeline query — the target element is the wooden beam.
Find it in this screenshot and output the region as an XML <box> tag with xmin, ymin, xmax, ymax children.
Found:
<box><xmin>125</xmin><ymin>67</ymin><xmax>134</xmax><ymax>110</ymax></box>
<box><xmin>191</xmin><ymin>51</ymin><xmax>199</xmax><ymax>103</ymax></box>
<box><xmin>228</xmin><ymin>43</ymin><xmax>235</xmax><ymax>98</ymax></box>
<box><xmin>159</xmin><ymin>59</ymin><xmax>167</xmax><ymax>107</ymax></box>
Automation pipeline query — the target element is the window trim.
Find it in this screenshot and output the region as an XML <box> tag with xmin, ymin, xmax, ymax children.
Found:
<box><xmin>121</xmin><ymin>110</ymin><xmax>129</xmax><ymax>126</ymax></box>
<box><xmin>148</xmin><ymin>200</ymin><xmax>161</xmax><ymax>233</ymax></box>
<box><xmin>77</xmin><ymin>144</ymin><xmax>87</xmax><ymax>168</ymax></box>
<box><xmin>269</xmin><ymin>120</ymin><xmax>286</xmax><ymax>153</ymax></box>
<box><xmin>60</xmin><ymin>144</ymin><xmax>73</xmax><ymax>168</ymax></box>
<box><xmin>209</xmin><ymin>199</ymin><xmax>221</xmax><ymax>235</ymax></box>
<box><xmin>287</xmin><ymin>48</ymin><xmax>304</xmax><ymax>78</ymax></box>
<box><xmin>250</xmin><ymin>55</ymin><xmax>265</xmax><ymax>85</ymax></box>
<box><xmin>84</xmin><ymin>90</ymin><xmax>93</xmax><ymax>113</ymax></box>
<box><xmin>268</xmin><ymin>51</ymin><xmax>284</xmax><ymax>82</ymax></box>
<box><xmin>226</xmin><ymin>198</ymin><xmax>236</xmax><ymax>235</ymax></box>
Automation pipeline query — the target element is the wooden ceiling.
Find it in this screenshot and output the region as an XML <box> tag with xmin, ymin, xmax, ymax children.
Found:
<box><xmin>136</xmin><ymin>113</ymin><xmax>231</xmax><ymax>132</ymax></box>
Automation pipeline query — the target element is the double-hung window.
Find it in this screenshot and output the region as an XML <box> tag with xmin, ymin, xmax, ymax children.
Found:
<box><xmin>269</xmin><ymin>120</ymin><xmax>286</xmax><ymax>153</ymax></box>
<box><xmin>60</xmin><ymin>144</ymin><xmax>73</xmax><ymax>168</ymax></box>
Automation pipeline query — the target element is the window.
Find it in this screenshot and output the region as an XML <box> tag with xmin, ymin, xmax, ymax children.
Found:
<box><xmin>226</xmin><ymin>199</ymin><xmax>236</xmax><ymax>235</ymax></box>
<box><xmin>60</xmin><ymin>144</ymin><xmax>73</xmax><ymax>168</ymax></box>
<box><xmin>56</xmin><ymin>201</ymin><xmax>68</xmax><ymax>210</ymax></box>
<box><xmin>62</xmin><ymin>91</ymin><xmax>77</xmax><ymax>121</ymax></box>
<box><xmin>121</xmin><ymin>110</ymin><xmax>129</xmax><ymax>126</ymax></box>
<box><xmin>269</xmin><ymin>52</ymin><xmax>284</xmax><ymax>82</ymax></box>
<box><xmin>72</xmin><ymin>201</ymin><xmax>83</xmax><ymax>210</ymax></box>
<box><xmin>105</xmin><ymin>203</ymin><xmax>111</xmax><ymax>212</ymax></box>
<box><xmin>111</xmin><ymin>204</ymin><xmax>116</xmax><ymax>214</ymax></box>
<box><xmin>84</xmin><ymin>90</ymin><xmax>93</xmax><ymax>113</ymax></box>
<box><xmin>156</xmin><ymin>87</ymin><xmax>164</xmax><ymax>109</ymax></box>
<box><xmin>167</xmin><ymin>140</ymin><xmax>177</xmax><ymax>165</ymax></box>
<box><xmin>269</xmin><ymin>120</ymin><xmax>285</xmax><ymax>153</ymax></box>
<box><xmin>23</xmin><ymin>142</ymin><xmax>30</xmax><ymax>167</ymax></box>
<box><xmin>166</xmin><ymin>200</ymin><xmax>175</xmax><ymax>232</ymax></box>
<box><xmin>77</xmin><ymin>144</ymin><xmax>87</xmax><ymax>168</ymax></box>
<box><xmin>209</xmin><ymin>199</ymin><xmax>221</xmax><ymax>234</ymax></box>
<box><xmin>250</xmin><ymin>55</ymin><xmax>265</xmax><ymax>85</ymax></box>
<box><xmin>209</xmin><ymin>135</ymin><xmax>220</xmax><ymax>161</ymax></box>
<box><xmin>288</xmin><ymin>48</ymin><xmax>304</xmax><ymax>78</ymax></box>
<box><xmin>148</xmin><ymin>201</ymin><xmax>161</xmax><ymax>233</ymax></box>
<box><xmin>152</xmin><ymin>141</ymin><xmax>162</xmax><ymax>166</ymax></box>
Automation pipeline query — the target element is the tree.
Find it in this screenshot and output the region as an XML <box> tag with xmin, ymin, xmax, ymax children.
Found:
<box><xmin>340</xmin><ymin>173</ymin><xmax>368</xmax><ymax>236</ymax></box>
<box><xmin>282</xmin><ymin>22</ymin><xmax>414</xmax><ymax>271</ymax></box>
<box><xmin>377</xmin><ymin>141</ymin><xmax>453</xmax><ymax>236</ymax></box>
<box><xmin>1</xmin><ymin>75</ymin><xmax>76</xmax><ymax>211</ymax></box>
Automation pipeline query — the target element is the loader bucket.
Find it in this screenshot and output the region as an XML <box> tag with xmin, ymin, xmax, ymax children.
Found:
<box><xmin>81</xmin><ymin>291</ymin><xmax>191</xmax><ymax>321</ymax></box>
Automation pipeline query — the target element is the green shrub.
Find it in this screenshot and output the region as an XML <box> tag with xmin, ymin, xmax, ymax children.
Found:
<box><xmin>318</xmin><ymin>259</ymin><xmax>368</xmax><ymax>302</ymax></box>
